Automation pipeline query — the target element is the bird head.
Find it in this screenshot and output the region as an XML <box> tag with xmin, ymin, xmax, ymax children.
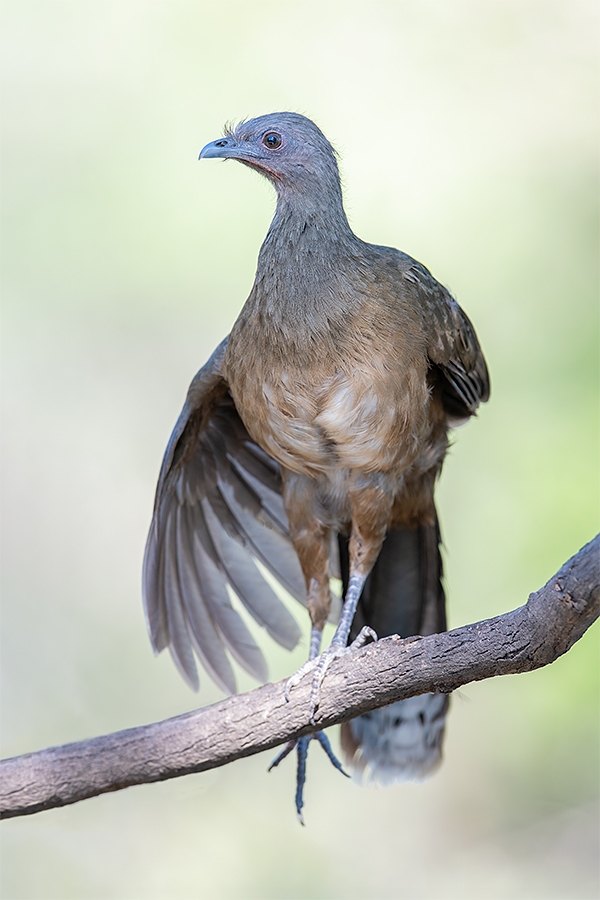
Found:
<box><xmin>199</xmin><ymin>112</ymin><xmax>341</xmax><ymax>199</ymax></box>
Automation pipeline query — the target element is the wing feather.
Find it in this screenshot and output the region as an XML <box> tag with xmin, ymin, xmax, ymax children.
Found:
<box><xmin>143</xmin><ymin>336</ymin><xmax>305</xmax><ymax>693</ymax></box>
<box><xmin>203</xmin><ymin>499</ymin><xmax>301</xmax><ymax>650</ymax></box>
<box><xmin>162</xmin><ymin>512</ymin><xmax>200</xmax><ymax>691</ymax></box>
<box><xmin>184</xmin><ymin>503</ymin><xmax>268</xmax><ymax>683</ymax></box>
<box><xmin>143</xmin><ymin>519</ymin><xmax>169</xmax><ymax>653</ymax></box>
<box><xmin>401</xmin><ymin>258</ymin><xmax>490</xmax><ymax>419</ymax></box>
<box><xmin>175</xmin><ymin>506</ymin><xmax>237</xmax><ymax>694</ymax></box>
<box><xmin>229</xmin><ymin>455</ymin><xmax>289</xmax><ymax>533</ymax></box>
<box><xmin>216</xmin><ymin>476</ymin><xmax>306</xmax><ymax>604</ymax></box>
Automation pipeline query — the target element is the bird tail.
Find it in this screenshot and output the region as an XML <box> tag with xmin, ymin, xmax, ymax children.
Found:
<box><xmin>338</xmin><ymin>517</ymin><xmax>449</xmax><ymax>785</ymax></box>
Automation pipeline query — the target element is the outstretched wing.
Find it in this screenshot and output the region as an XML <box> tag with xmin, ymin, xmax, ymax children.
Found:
<box><xmin>143</xmin><ymin>337</ymin><xmax>305</xmax><ymax>694</ymax></box>
<box><xmin>403</xmin><ymin>260</ymin><xmax>490</xmax><ymax>420</ymax></box>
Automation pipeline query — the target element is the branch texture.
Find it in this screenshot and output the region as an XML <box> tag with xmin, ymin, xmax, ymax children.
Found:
<box><xmin>2</xmin><ymin>535</ymin><xmax>598</xmax><ymax>820</ymax></box>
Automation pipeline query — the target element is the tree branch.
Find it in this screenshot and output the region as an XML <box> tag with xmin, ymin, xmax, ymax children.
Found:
<box><xmin>1</xmin><ymin>535</ymin><xmax>598</xmax><ymax>820</ymax></box>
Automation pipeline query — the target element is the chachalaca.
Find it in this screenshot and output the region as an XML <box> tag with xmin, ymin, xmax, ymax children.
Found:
<box><xmin>143</xmin><ymin>112</ymin><xmax>490</xmax><ymax>821</ymax></box>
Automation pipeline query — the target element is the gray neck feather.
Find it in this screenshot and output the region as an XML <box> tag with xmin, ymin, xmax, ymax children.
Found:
<box><xmin>251</xmin><ymin>168</ymin><xmax>364</xmax><ymax>330</ymax></box>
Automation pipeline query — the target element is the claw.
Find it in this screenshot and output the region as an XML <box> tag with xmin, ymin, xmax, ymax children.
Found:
<box><xmin>271</xmin><ymin>578</ymin><xmax>378</xmax><ymax>820</ymax></box>
<box><xmin>294</xmin><ymin>736</ymin><xmax>309</xmax><ymax>824</ymax></box>
<box><xmin>285</xmin><ymin>626</ymin><xmax>379</xmax><ymax>720</ymax></box>
<box><xmin>284</xmin><ymin>656</ymin><xmax>319</xmax><ymax>702</ymax></box>
<box><xmin>267</xmin><ymin>740</ymin><xmax>297</xmax><ymax>771</ymax></box>
<box><xmin>314</xmin><ymin>731</ymin><xmax>350</xmax><ymax>778</ymax></box>
<box><xmin>308</xmin><ymin>626</ymin><xmax>378</xmax><ymax>720</ymax></box>
<box><xmin>268</xmin><ymin>731</ymin><xmax>348</xmax><ymax>824</ymax></box>
<box><xmin>273</xmin><ymin>613</ymin><xmax>377</xmax><ymax>821</ymax></box>
<box><xmin>350</xmin><ymin>625</ymin><xmax>378</xmax><ymax>649</ymax></box>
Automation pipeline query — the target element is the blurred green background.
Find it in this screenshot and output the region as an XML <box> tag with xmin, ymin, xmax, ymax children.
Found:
<box><xmin>1</xmin><ymin>1</ymin><xmax>598</xmax><ymax>898</ymax></box>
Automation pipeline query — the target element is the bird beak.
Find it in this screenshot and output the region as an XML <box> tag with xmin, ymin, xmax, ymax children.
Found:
<box><xmin>198</xmin><ymin>137</ymin><xmax>281</xmax><ymax>180</ymax></box>
<box><xmin>199</xmin><ymin>138</ymin><xmax>240</xmax><ymax>161</ymax></box>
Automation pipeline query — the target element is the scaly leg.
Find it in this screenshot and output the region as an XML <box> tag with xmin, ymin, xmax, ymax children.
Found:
<box><xmin>268</xmin><ymin>625</ymin><xmax>349</xmax><ymax>824</ymax></box>
<box><xmin>308</xmin><ymin>575</ymin><xmax>378</xmax><ymax>718</ymax></box>
<box><xmin>275</xmin><ymin>472</ymin><xmax>388</xmax><ymax>819</ymax></box>
<box><xmin>286</xmin><ymin>477</ymin><xmax>392</xmax><ymax>720</ymax></box>
<box><xmin>284</xmin><ymin>624</ymin><xmax>323</xmax><ymax>700</ymax></box>
<box><xmin>286</xmin><ymin>574</ymin><xmax>378</xmax><ymax>720</ymax></box>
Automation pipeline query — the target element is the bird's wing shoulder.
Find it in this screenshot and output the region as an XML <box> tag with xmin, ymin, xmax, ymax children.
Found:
<box><xmin>143</xmin><ymin>337</ymin><xmax>305</xmax><ymax>693</ymax></box>
<box><xmin>398</xmin><ymin>255</ymin><xmax>490</xmax><ymax>420</ymax></box>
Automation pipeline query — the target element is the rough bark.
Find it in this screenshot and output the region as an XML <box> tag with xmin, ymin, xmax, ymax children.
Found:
<box><xmin>1</xmin><ymin>535</ymin><xmax>598</xmax><ymax>820</ymax></box>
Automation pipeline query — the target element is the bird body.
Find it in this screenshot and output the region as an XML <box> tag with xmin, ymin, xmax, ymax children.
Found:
<box><xmin>143</xmin><ymin>112</ymin><xmax>489</xmax><ymax>808</ymax></box>
<box><xmin>226</xmin><ymin>246</ymin><xmax>433</xmax><ymax>479</ymax></box>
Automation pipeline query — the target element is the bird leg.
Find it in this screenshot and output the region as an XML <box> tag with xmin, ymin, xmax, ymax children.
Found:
<box><xmin>271</xmin><ymin>473</ymin><xmax>387</xmax><ymax>820</ymax></box>
<box><xmin>286</xmin><ymin>478</ymin><xmax>391</xmax><ymax>720</ymax></box>
<box><xmin>305</xmin><ymin>573</ymin><xmax>378</xmax><ymax>720</ymax></box>
<box><xmin>269</xmin><ymin>624</ymin><xmax>349</xmax><ymax>824</ymax></box>
<box><xmin>283</xmin><ymin>575</ymin><xmax>378</xmax><ymax>722</ymax></box>
<box><xmin>283</xmin><ymin>623</ymin><xmax>324</xmax><ymax>700</ymax></box>
<box><xmin>279</xmin><ymin>475</ymin><xmax>336</xmax><ymax>705</ymax></box>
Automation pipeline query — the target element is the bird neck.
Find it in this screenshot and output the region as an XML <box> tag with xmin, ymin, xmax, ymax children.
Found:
<box><xmin>243</xmin><ymin>197</ymin><xmax>364</xmax><ymax>350</ymax></box>
<box><xmin>254</xmin><ymin>195</ymin><xmax>360</xmax><ymax>319</ymax></box>
<box><xmin>258</xmin><ymin>186</ymin><xmax>358</xmax><ymax>274</ymax></box>
<box><xmin>268</xmin><ymin>179</ymin><xmax>353</xmax><ymax>242</ymax></box>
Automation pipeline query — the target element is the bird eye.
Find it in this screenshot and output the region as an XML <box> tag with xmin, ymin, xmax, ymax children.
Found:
<box><xmin>262</xmin><ymin>131</ymin><xmax>283</xmax><ymax>150</ymax></box>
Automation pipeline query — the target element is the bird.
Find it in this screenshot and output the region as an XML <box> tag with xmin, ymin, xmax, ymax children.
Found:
<box><xmin>143</xmin><ymin>112</ymin><xmax>489</xmax><ymax>822</ymax></box>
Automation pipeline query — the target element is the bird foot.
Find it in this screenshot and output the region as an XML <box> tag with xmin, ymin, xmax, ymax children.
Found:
<box><xmin>268</xmin><ymin>731</ymin><xmax>349</xmax><ymax>824</ymax></box>
<box><xmin>285</xmin><ymin>626</ymin><xmax>378</xmax><ymax>723</ymax></box>
<box><xmin>284</xmin><ymin>656</ymin><xmax>319</xmax><ymax>703</ymax></box>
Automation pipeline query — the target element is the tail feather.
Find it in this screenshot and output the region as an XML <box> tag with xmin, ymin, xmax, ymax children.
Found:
<box><xmin>340</xmin><ymin>693</ymin><xmax>449</xmax><ymax>785</ymax></box>
<box><xmin>338</xmin><ymin>517</ymin><xmax>449</xmax><ymax>784</ymax></box>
